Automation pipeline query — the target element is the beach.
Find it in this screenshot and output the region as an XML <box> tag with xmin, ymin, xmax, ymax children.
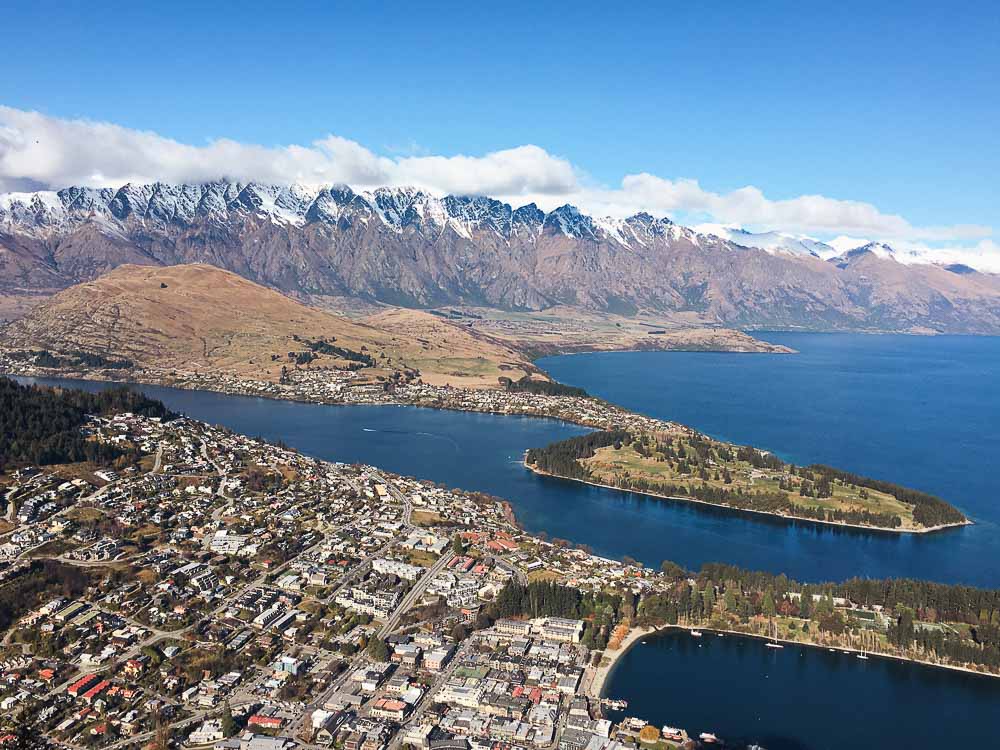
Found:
<box><xmin>586</xmin><ymin>626</ymin><xmax>660</xmax><ymax>701</ymax></box>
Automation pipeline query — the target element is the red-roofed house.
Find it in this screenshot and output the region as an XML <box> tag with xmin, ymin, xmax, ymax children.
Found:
<box><xmin>82</xmin><ymin>679</ymin><xmax>110</xmax><ymax>704</ymax></box>
<box><xmin>67</xmin><ymin>674</ymin><xmax>99</xmax><ymax>697</ymax></box>
<box><xmin>248</xmin><ymin>715</ymin><xmax>283</xmax><ymax>730</ymax></box>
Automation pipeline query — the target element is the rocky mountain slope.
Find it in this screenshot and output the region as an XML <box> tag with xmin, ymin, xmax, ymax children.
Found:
<box><xmin>0</xmin><ymin>263</ymin><xmax>539</xmax><ymax>388</ymax></box>
<box><xmin>3</xmin><ymin>182</ymin><xmax>1000</xmax><ymax>332</ymax></box>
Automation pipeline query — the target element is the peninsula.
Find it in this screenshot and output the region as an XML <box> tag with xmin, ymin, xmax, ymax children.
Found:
<box><xmin>525</xmin><ymin>429</ymin><xmax>969</xmax><ymax>533</ymax></box>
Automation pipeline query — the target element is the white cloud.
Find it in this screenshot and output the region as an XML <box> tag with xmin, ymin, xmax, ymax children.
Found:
<box><xmin>0</xmin><ymin>105</ymin><xmax>993</xmax><ymax>253</ymax></box>
<box><xmin>889</xmin><ymin>239</ymin><xmax>1000</xmax><ymax>273</ymax></box>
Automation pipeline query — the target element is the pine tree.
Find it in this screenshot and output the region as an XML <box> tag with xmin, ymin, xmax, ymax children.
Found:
<box><xmin>799</xmin><ymin>592</ymin><xmax>812</xmax><ymax>620</ymax></box>
<box><xmin>220</xmin><ymin>702</ymin><xmax>236</xmax><ymax>737</ymax></box>
<box><xmin>366</xmin><ymin>637</ymin><xmax>390</xmax><ymax>661</ymax></box>
<box><xmin>763</xmin><ymin>589</ymin><xmax>777</xmax><ymax>618</ymax></box>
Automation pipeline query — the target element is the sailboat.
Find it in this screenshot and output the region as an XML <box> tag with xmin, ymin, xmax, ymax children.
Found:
<box><xmin>857</xmin><ymin>631</ymin><xmax>870</xmax><ymax>660</ymax></box>
<box><xmin>765</xmin><ymin>619</ymin><xmax>784</xmax><ymax>649</ymax></box>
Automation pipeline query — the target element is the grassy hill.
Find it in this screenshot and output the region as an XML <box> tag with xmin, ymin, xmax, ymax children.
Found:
<box><xmin>0</xmin><ymin>263</ymin><xmax>537</xmax><ymax>389</ymax></box>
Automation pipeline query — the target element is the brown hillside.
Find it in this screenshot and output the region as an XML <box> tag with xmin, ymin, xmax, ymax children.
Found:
<box><xmin>1</xmin><ymin>264</ymin><xmax>535</xmax><ymax>387</ymax></box>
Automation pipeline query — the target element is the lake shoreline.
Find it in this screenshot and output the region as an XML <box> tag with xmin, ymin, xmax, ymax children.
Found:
<box><xmin>587</xmin><ymin>625</ymin><xmax>658</xmax><ymax>702</ymax></box>
<box><xmin>0</xmin><ymin>365</ymin><xmax>623</xmax><ymax>431</ymax></box>
<box><xmin>593</xmin><ymin>624</ymin><xmax>1000</xmax><ymax>700</ymax></box>
<box><xmin>7</xmin><ymin>366</ymin><xmax>972</xmax><ymax>536</ymax></box>
<box><xmin>523</xmin><ymin>460</ymin><xmax>972</xmax><ymax>535</ymax></box>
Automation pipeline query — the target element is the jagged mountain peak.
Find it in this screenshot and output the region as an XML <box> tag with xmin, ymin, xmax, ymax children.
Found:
<box><xmin>2</xmin><ymin>181</ymin><xmax>691</xmax><ymax>248</ymax></box>
<box><xmin>0</xmin><ymin>181</ymin><xmax>699</xmax><ymax>246</ymax></box>
<box><xmin>853</xmin><ymin>241</ymin><xmax>896</xmax><ymax>257</ymax></box>
<box><xmin>543</xmin><ymin>204</ymin><xmax>598</xmax><ymax>239</ymax></box>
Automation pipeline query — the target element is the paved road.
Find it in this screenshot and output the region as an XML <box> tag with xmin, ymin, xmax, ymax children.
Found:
<box><xmin>378</xmin><ymin>550</ymin><xmax>454</xmax><ymax>639</ymax></box>
<box><xmin>100</xmin><ymin>709</ymin><xmax>208</xmax><ymax>750</ymax></box>
<box><xmin>492</xmin><ymin>555</ymin><xmax>527</xmax><ymax>586</ymax></box>
<box><xmin>36</xmin><ymin>447</ymin><xmax>469</xmax><ymax>747</ymax></box>
<box><xmin>290</xmin><ymin>520</ymin><xmax>450</xmax><ymax>739</ymax></box>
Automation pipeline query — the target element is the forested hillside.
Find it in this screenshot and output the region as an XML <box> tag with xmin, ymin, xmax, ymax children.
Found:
<box><xmin>0</xmin><ymin>377</ymin><xmax>175</xmax><ymax>471</ymax></box>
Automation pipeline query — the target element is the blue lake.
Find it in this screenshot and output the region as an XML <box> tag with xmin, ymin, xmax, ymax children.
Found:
<box><xmin>18</xmin><ymin>333</ymin><xmax>1000</xmax><ymax>587</ymax></box>
<box><xmin>602</xmin><ymin>629</ymin><xmax>1000</xmax><ymax>750</ymax></box>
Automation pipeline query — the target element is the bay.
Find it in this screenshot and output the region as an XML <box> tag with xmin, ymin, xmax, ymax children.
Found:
<box><xmin>602</xmin><ymin>629</ymin><xmax>1000</xmax><ymax>750</ymax></box>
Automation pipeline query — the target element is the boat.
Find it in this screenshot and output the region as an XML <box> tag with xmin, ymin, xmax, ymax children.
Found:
<box><xmin>690</xmin><ymin>630</ymin><xmax>703</xmax><ymax>637</ymax></box>
<box><xmin>698</xmin><ymin>732</ymin><xmax>720</xmax><ymax>744</ymax></box>
<box><xmin>662</xmin><ymin>727</ymin><xmax>685</xmax><ymax>742</ymax></box>
<box><xmin>857</xmin><ymin>632</ymin><xmax>871</xmax><ymax>659</ymax></box>
<box><xmin>765</xmin><ymin>619</ymin><xmax>784</xmax><ymax>648</ymax></box>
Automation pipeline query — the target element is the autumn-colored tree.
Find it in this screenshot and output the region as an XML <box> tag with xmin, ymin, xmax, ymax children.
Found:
<box><xmin>639</xmin><ymin>725</ymin><xmax>660</xmax><ymax>744</ymax></box>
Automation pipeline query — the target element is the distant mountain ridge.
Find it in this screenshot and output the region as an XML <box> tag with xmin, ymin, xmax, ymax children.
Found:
<box><xmin>3</xmin><ymin>181</ymin><xmax>1000</xmax><ymax>333</ymax></box>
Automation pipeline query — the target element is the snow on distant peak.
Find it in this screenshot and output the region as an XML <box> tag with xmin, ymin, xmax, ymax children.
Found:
<box><xmin>827</xmin><ymin>235</ymin><xmax>870</xmax><ymax>255</ymax></box>
<box><xmin>0</xmin><ymin>190</ymin><xmax>67</xmax><ymax>227</ymax></box>
<box><xmin>593</xmin><ymin>216</ymin><xmax>632</xmax><ymax>245</ymax></box>
<box><xmin>853</xmin><ymin>241</ymin><xmax>896</xmax><ymax>260</ymax></box>
<box><xmin>693</xmin><ymin>224</ymin><xmax>833</xmax><ymax>258</ymax></box>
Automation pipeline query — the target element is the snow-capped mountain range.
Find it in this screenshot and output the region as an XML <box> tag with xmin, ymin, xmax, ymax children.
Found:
<box><xmin>4</xmin><ymin>181</ymin><xmax>990</xmax><ymax>273</ymax></box>
<box><xmin>692</xmin><ymin>223</ymin><xmax>1000</xmax><ymax>273</ymax></box>
<box><xmin>0</xmin><ymin>182</ymin><xmax>694</xmax><ymax>245</ymax></box>
<box><xmin>2</xmin><ymin>181</ymin><xmax>1000</xmax><ymax>333</ymax></box>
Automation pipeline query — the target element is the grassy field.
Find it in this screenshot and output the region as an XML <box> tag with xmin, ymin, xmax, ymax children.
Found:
<box><xmin>583</xmin><ymin>436</ymin><xmax>917</xmax><ymax>527</ymax></box>
<box><xmin>406</xmin><ymin>549</ymin><xmax>441</xmax><ymax>568</ymax></box>
<box><xmin>410</xmin><ymin>509</ymin><xmax>443</xmax><ymax>526</ymax></box>
<box><xmin>66</xmin><ymin>506</ymin><xmax>106</xmax><ymax>523</ymax></box>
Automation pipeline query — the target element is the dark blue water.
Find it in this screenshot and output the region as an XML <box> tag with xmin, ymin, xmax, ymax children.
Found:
<box><xmin>604</xmin><ymin>629</ymin><xmax>1000</xmax><ymax>750</ymax></box>
<box><xmin>539</xmin><ymin>333</ymin><xmax>999</xmax><ymax>527</ymax></box>
<box><xmin>17</xmin><ymin>334</ymin><xmax>1000</xmax><ymax>587</ymax></box>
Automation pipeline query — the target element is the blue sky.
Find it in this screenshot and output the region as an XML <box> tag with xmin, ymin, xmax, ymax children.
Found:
<box><xmin>2</xmin><ymin>0</ymin><xmax>998</xmax><ymax>246</ymax></box>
